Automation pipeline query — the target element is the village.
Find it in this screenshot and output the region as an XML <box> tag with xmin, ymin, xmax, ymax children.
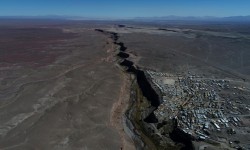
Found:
<box><xmin>146</xmin><ymin>70</ymin><xmax>250</xmax><ymax>149</ymax></box>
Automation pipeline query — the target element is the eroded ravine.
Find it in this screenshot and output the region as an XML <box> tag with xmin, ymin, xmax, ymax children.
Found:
<box><xmin>95</xmin><ymin>29</ymin><xmax>148</xmax><ymax>149</ymax></box>
<box><xmin>95</xmin><ymin>28</ymin><xmax>194</xmax><ymax>150</ymax></box>
<box><xmin>95</xmin><ymin>29</ymin><xmax>161</xmax><ymax>149</ymax></box>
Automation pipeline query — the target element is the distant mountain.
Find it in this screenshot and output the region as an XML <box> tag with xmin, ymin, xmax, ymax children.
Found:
<box><xmin>0</xmin><ymin>15</ymin><xmax>68</xmax><ymax>20</ymax></box>
<box><xmin>0</xmin><ymin>15</ymin><xmax>121</xmax><ymax>21</ymax></box>
<box><xmin>222</xmin><ymin>16</ymin><xmax>250</xmax><ymax>22</ymax></box>
<box><xmin>1</xmin><ymin>15</ymin><xmax>250</xmax><ymax>22</ymax></box>
<box><xmin>134</xmin><ymin>15</ymin><xmax>250</xmax><ymax>22</ymax></box>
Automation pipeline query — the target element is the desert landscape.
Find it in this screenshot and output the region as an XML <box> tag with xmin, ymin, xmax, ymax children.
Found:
<box><xmin>0</xmin><ymin>21</ymin><xmax>135</xmax><ymax>150</ymax></box>
<box><xmin>0</xmin><ymin>19</ymin><xmax>250</xmax><ymax>150</ymax></box>
<box><xmin>107</xmin><ymin>23</ymin><xmax>250</xmax><ymax>150</ymax></box>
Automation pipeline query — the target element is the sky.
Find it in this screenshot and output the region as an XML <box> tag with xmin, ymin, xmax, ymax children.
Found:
<box><xmin>0</xmin><ymin>0</ymin><xmax>250</xmax><ymax>18</ymax></box>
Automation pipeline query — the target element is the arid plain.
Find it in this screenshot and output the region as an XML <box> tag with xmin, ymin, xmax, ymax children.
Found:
<box><xmin>1</xmin><ymin>20</ymin><xmax>250</xmax><ymax>150</ymax></box>
<box><xmin>0</xmin><ymin>21</ymin><xmax>135</xmax><ymax>150</ymax></box>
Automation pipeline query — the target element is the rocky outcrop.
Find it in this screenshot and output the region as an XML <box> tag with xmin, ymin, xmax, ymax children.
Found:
<box><xmin>136</xmin><ymin>70</ymin><xmax>161</xmax><ymax>107</ymax></box>
<box><xmin>117</xmin><ymin>52</ymin><xmax>129</xmax><ymax>59</ymax></box>
<box><xmin>116</xmin><ymin>42</ymin><xmax>127</xmax><ymax>51</ymax></box>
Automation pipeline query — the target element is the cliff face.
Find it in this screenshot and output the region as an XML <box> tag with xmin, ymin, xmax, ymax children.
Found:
<box><xmin>137</xmin><ymin>70</ymin><xmax>161</xmax><ymax>107</ymax></box>
<box><xmin>95</xmin><ymin>28</ymin><xmax>193</xmax><ymax>150</ymax></box>
<box><xmin>170</xmin><ymin>128</ymin><xmax>194</xmax><ymax>150</ymax></box>
<box><xmin>117</xmin><ymin>52</ymin><xmax>129</xmax><ymax>58</ymax></box>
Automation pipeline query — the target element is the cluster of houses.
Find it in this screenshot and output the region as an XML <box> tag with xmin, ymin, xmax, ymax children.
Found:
<box><xmin>146</xmin><ymin>70</ymin><xmax>248</xmax><ymax>142</ymax></box>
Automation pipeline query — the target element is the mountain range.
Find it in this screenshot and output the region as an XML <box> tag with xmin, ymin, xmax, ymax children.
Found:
<box><xmin>0</xmin><ymin>15</ymin><xmax>250</xmax><ymax>22</ymax></box>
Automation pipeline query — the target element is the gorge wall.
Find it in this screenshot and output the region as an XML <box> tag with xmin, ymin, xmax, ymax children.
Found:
<box><xmin>95</xmin><ymin>28</ymin><xmax>194</xmax><ymax>150</ymax></box>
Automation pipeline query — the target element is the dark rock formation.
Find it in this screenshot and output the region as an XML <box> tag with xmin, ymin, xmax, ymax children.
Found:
<box><xmin>170</xmin><ymin>127</ymin><xmax>194</xmax><ymax>150</ymax></box>
<box><xmin>116</xmin><ymin>42</ymin><xmax>127</xmax><ymax>51</ymax></box>
<box><xmin>136</xmin><ymin>70</ymin><xmax>161</xmax><ymax>107</ymax></box>
<box><xmin>117</xmin><ymin>52</ymin><xmax>129</xmax><ymax>59</ymax></box>
<box><xmin>120</xmin><ymin>59</ymin><xmax>134</xmax><ymax>67</ymax></box>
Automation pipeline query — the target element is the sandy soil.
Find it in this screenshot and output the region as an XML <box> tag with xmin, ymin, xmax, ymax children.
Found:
<box><xmin>113</xmin><ymin>26</ymin><xmax>250</xmax><ymax>81</ymax></box>
<box><xmin>0</xmin><ymin>25</ymin><xmax>130</xmax><ymax>150</ymax></box>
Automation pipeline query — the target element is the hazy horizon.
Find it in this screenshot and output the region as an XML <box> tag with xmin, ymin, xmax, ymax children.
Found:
<box><xmin>0</xmin><ymin>0</ymin><xmax>250</xmax><ymax>18</ymax></box>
